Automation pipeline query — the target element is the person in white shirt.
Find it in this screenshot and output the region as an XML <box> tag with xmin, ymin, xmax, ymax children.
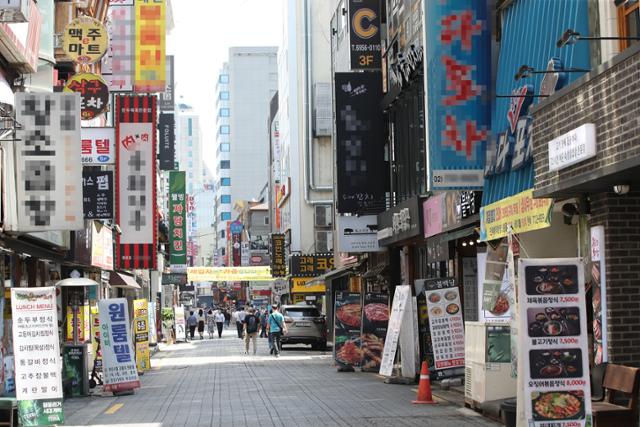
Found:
<box><xmin>236</xmin><ymin>308</ymin><xmax>247</xmax><ymax>339</ymax></box>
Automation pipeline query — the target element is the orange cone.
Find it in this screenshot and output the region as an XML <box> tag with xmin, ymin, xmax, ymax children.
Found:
<box><xmin>412</xmin><ymin>360</ymin><xmax>438</xmax><ymax>404</ymax></box>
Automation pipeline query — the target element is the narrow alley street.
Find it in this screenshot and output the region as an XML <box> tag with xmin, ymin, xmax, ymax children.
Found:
<box><xmin>62</xmin><ymin>330</ymin><xmax>498</xmax><ymax>427</ymax></box>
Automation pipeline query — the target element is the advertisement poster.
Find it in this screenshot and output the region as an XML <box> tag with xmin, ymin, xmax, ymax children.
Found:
<box><xmin>62</xmin><ymin>346</ymin><xmax>85</xmax><ymax>397</ymax></box>
<box><xmin>590</xmin><ymin>226</ymin><xmax>608</xmax><ymax>365</ymax></box>
<box><xmin>103</xmin><ymin>4</ymin><xmax>135</xmax><ymax>91</ymax></box>
<box><xmin>115</xmin><ymin>95</ymin><xmax>157</xmax><ymax>269</ymax></box>
<box><xmin>66</xmin><ymin>305</ymin><xmax>90</xmax><ymax>343</ymax></box>
<box><xmin>98</xmin><ymin>298</ymin><xmax>140</xmax><ymax>392</ymax></box>
<box><xmin>379</xmin><ymin>285</ymin><xmax>410</xmax><ymax>376</ymax></box>
<box><xmin>424</xmin><ymin>278</ymin><xmax>465</xmax><ymax>370</ymax></box>
<box><xmin>90</xmin><ymin>306</ymin><xmax>102</xmax><ymax>374</ymax></box>
<box><xmin>82</xmin><ymin>170</ymin><xmax>114</xmax><ymax>219</ymax></box>
<box><xmin>361</xmin><ymin>293</ymin><xmax>388</xmax><ymax>371</ymax></box>
<box><xmin>81</xmin><ymin>127</ymin><xmax>116</xmax><ymax>164</ymax></box>
<box><xmin>174</xmin><ymin>306</ymin><xmax>186</xmax><ymax>342</ymax></box>
<box><xmin>519</xmin><ymin>259</ymin><xmax>592</xmax><ymax>427</ymax></box>
<box><xmin>91</xmin><ymin>222</ymin><xmax>114</xmax><ymax>271</ymax></box>
<box><xmin>169</xmin><ymin>171</ymin><xmax>187</xmax><ymax>271</ymax></box>
<box><xmin>133</xmin><ymin>299</ymin><xmax>150</xmax><ymax>372</ymax></box>
<box><xmin>11</xmin><ymin>287</ymin><xmax>64</xmax><ymax>426</ymax></box>
<box><xmin>481</xmin><ymin>240</ymin><xmax>511</xmax><ymax>323</ymax></box>
<box><xmin>134</xmin><ymin>0</ymin><xmax>166</xmax><ymax>92</ymax></box>
<box><xmin>334</xmin><ymin>292</ymin><xmax>362</xmax><ymax>367</ymax></box>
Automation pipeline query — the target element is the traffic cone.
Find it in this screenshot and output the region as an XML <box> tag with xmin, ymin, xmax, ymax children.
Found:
<box><xmin>412</xmin><ymin>360</ymin><xmax>437</xmax><ymax>404</ymax></box>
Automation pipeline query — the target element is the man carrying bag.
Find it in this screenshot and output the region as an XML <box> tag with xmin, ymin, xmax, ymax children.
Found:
<box><xmin>267</xmin><ymin>304</ymin><xmax>287</xmax><ymax>357</ymax></box>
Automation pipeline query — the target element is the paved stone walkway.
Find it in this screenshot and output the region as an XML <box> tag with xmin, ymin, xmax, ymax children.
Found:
<box><xmin>63</xmin><ymin>328</ymin><xmax>499</xmax><ymax>426</ymax></box>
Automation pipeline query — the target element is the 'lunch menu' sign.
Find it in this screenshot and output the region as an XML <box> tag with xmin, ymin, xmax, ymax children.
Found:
<box><xmin>518</xmin><ymin>259</ymin><xmax>592</xmax><ymax>427</ymax></box>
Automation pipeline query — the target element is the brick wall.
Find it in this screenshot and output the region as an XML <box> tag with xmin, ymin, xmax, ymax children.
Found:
<box><xmin>531</xmin><ymin>45</ymin><xmax>640</xmax><ymax>195</ymax></box>
<box><xmin>590</xmin><ymin>191</ymin><xmax>640</xmax><ymax>366</ymax></box>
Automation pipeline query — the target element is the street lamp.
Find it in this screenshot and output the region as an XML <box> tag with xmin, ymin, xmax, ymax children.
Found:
<box><xmin>556</xmin><ymin>28</ymin><xmax>640</xmax><ymax>48</ymax></box>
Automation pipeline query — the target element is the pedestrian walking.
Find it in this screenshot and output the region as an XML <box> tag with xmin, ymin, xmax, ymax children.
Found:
<box><xmin>268</xmin><ymin>304</ymin><xmax>287</xmax><ymax>357</ymax></box>
<box><xmin>197</xmin><ymin>309</ymin><xmax>205</xmax><ymax>340</ymax></box>
<box><xmin>215</xmin><ymin>310</ymin><xmax>225</xmax><ymax>338</ymax></box>
<box><xmin>224</xmin><ymin>310</ymin><xmax>230</xmax><ymax>328</ymax></box>
<box><xmin>243</xmin><ymin>308</ymin><xmax>261</xmax><ymax>355</ymax></box>
<box><xmin>186</xmin><ymin>311</ymin><xmax>198</xmax><ymax>340</ymax></box>
<box><xmin>206</xmin><ymin>309</ymin><xmax>216</xmax><ymax>339</ymax></box>
<box><xmin>259</xmin><ymin>309</ymin><xmax>268</xmax><ymax>338</ymax></box>
<box><xmin>236</xmin><ymin>307</ymin><xmax>246</xmax><ymax>339</ymax></box>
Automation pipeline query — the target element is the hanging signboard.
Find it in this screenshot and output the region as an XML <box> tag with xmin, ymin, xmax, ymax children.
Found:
<box><xmin>103</xmin><ymin>4</ymin><xmax>134</xmax><ymax>91</ymax></box>
<box><xmin>91</xmin><ymin>222</ymin><xmax>113</xmax><ymax>270</ymax></box>
<box><xmin>289</xmin><ymin>254</ymin><xmax>335</xmax><ymax>278</ymax></box>
<box><xmin>158</xmin><ymin>113</ymin><xmax>175</xmax><ymax>171</ymax></box>
<box><xmin>174</xmin><ymin>306</ymin><xmax>186</xmax><ymax>342</ymax></box>
<box><xmin>115</xmin><ymin>95</ymin><xmax>157</xmax><ymax>269</ymax></box>
<box><xmin>159</xmin><ymin>55</ymin><xmax>175</xmax><ymax>111</ymax></box>
<box><xmin>134</xmin><ymin>0</ymin><xmax>166</xmax><ymax>92</ymax></box>
<box><xmin>64</xmin><ymin>73</ymin><xmax>109</xmax><ymax>121</ymax></box>
<box><xmin>270</xmin><ymin>233</ymin><xmax>287</xmax><ymax>277</ymax></box>
<box><xmin>187</xmin><ymin>267</ymin><xmax>273</xmax><ymax>282</ymax></box>
<box><xmin>336</xmin><ymin>215</ymin><xmax>380</xmax><ymax>253</ymax></box>
<box><xmin>424</xmin><ymin>278</ymin><xmax>465</xmax><ymax>370</ymax></box>
<box><xmin>169</xmin><ymin>171</ymin><xmax>187</xmax><ymax>271</ymax></box>
<box><xmin>14</xmin><ymin>92</ymin><xmax>83</xmax><ymax>232</ymax></box>
<box><xmin>98</xmin><ymin>298</ymin><xmax>140</xmax><ymax>392</ymax></box>
<box><xmin>133</xmin><ymin>299</ymin><xmax>150</xmax><ymax>372</ymax></box>
<box><xmin>425</xmin><ymin>1</ymin><xmax>491</xmax><ymax>189</ymax></box>
<box><xmin>361</xmin><ymin>293</ymin><xmax>389</xmax><ymax>372</ymax></box>
<box><xmin>519</xmin><ymin>259</ymin><xmax>592</xmax><ymax>427</ymax></box>
<box><xmin>81</xmin><ymin>127</ymin><xmax>115</xmax><ymax>165</ymax></box>
<box><xmin>590</xmin><ymin>226</ymin><xmax>608</xmax><ymax>365</ymax></box>
<box><xmin>62</xmin><ymin>16</ymin><xmax>108</xmax><ymax>64</ymax></box>
<box><xmin>379</xmin><ymin>285</ymin><xmax>410</xmax><ymax>376</ymax></box>
<box><xmin>334</xmin><ymin>292</ymin><xmax>362</xmax><ymax>367</ymax></box>
<box><xmin>348</xmin><ymin>0</ymin><xmax>381</xmax><ymax>70</ymax></box>
<box><xmin>82</xmin><ymin>170</ymin><xmax>113</xmax><ymax>220</ymax></box>
<box><xmin>11</xmin><ymin>287</ymin><xmax>64</xmax><ymax>426</ymax></box>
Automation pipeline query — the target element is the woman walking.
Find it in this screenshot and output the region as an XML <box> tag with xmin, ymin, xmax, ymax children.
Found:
<box><xmin>197</xmin><ymin>309</ymin><xmax>205</xmax><ymax>340</ymax></box>
<box><xmin>206</xmin><ymin>309</ymin><xmax>216</xmax><ymax>339</ymax></box>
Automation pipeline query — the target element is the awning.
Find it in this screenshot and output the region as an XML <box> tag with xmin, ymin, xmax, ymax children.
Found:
<box><xmin>362</xmin><ymin>263</ymin><xmax>389</xmax><ymax>279</ymax></box>
<box><xmin>305</xmin><ymin>261</ymin><xmax>364</xmax><ymax>286</ymax></box>
<box><xmin>56</xmin><ymin>278</ymin><xmax>99</xmax><ymax>287</ymax></box>
<box><xmin>110</xmin><ymin>272</ymin><xmax>141</xmax><ymax>289</ymax></box>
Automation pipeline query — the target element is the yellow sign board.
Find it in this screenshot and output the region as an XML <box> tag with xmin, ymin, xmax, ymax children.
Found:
<box><xmin>480</xmin><ymin>189</ymin><xmax>554</xmax><ymax>241</ymax></box>
<box><xmin>135</xmin><ymin>0</ymin><xmax>166</xmax><ymax>92</ymax></box>
<box><xmin>291</xmin><ymin>278</ymin><xmax>326</xmax><ymax>294</ymax></box>
<box><xmin>133</xmin><ymin>299</ymin><xmax>150</xmax><ymax>372</ymax></box>
<box><xmin>187</xmin><ymin>266</ymin><xmax>273</xmax><ymax>282</ymax></box>
<box><xmin>62</xmin><ymin>17</ymin><xmax>108</xmax><ymax>64</ymax></box>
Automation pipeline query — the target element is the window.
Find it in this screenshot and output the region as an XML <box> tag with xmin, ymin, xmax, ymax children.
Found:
<box><xmin>219</xmin><ymin>74</ymin><xmax>229</xmax><ymax>84</ymax></box>
<box><xmin>619</xmin><ymin>1</ymin><xmax>640</xmax><ymax>50</ymax></box>
<box><xmin>221</xmin><ymin>212</ymin><xmax>231</xmax><ymax>221</ymax></box>
<box><xmin>219</xmin><ymin>230</ymin><xmax>226</xmax><ymax>239</ymax></box>
<box><xmin>220</xmin><ymin>160</ymin><xmax>230</xmax><ymax>169</ymax></box>
<box><xmin>219</xmin><ymin>125</ymin><xmax>230</xmax><ymax>135</ymax></box>
<box><xmin>264</xmin><ymin>216</ymin><xmax>270</xmax><ymax>225</ymax></box>
<box><xmin>187</xmin><ymin>139</ymin><xmax>193</xmax><ymax>147</ymax></box>
<box><xmin>221</xmin><ymin>195</ymin><xmax>231</xmax><ymax>204</ymax></box>
<box><xmin>221</xmin><ymin>178</ymin><xmax>231</xmax><ymax>186</ymax></box>
<box><xmin>221</xmin><ymin>248</ymin><xmax>226</xmax><ymax>256</ymax></box>
<box><xmin>219</xmin><ymin>91</ymin><xmax>229</xmax><ymax>100</ymax></box>
<box><xmin>220</xmin><ymin>143</ymin><xmax>230</xmax><ymax>152</ymax></box>
<box><xmin>188</xmin><ymin>118</ymin><xmax>193</xmax><ymax>136</ymax></box>
<box><xmin>219</xmin><ymin>108</ymin><xmax>230</xmax><ymax>117</ymax></box>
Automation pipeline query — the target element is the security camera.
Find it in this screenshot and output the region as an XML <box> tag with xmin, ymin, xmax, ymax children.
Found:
<box><xmin>613</xmin><ymin>185</ymin><xmax>630</xmax><ymax>195</ymax></box>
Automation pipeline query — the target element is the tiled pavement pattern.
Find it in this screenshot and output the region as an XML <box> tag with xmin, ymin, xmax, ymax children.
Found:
<box><xmin>64</xmin><ymin>328</ymin><xmax>499</xmax><ymax>427</ymax></box>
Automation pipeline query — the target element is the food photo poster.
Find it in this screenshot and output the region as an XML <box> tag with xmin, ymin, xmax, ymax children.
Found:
<box><xmin>334</xmin><ymin>292</ymin><xmax>362</xmax><ymax>367</ymax></box>
<box><xmin>361</xmin><ymin>293</ymin><xmax>389</xmax><ymax>371</ymax></box>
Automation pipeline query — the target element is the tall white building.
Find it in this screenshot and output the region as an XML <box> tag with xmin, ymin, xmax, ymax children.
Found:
<box><xmin>213</xmin><ymin>47</ymin><xmax>278</xmax><ymax>265</ymax></box>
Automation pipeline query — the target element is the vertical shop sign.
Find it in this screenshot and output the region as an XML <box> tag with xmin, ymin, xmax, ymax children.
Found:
<box><xmin>590</xmin><ymin>226</ymin><xmax>608</xmax><ymax>365</ymax></box>
<box><xmin>148</xmin><ymin>301</ymin><xmax>157</xmax><ymax>345</ymax></box>
<box><xmin>379</xmin><ymin>285</ymin><xmax>410</xmax><ymax>376</ymax></box>
<box><xmin>134</xmin><ymin>0</ymin><xmax>166</xmax><ymax>93</ymax></box>
<box><xmin>519</xmin><ymin>259</ymin><xmax>591</xmax><ymax>426</ymax></box>
<box><xmin>230</xmin><ymin>221</ymin><xmax>242</xmax><ymax>267</ymax></box>
<box><xmin>424</xmin><ymin>278</ymin><xmax>465</xmax><ymax>370</ymax></box>
<box><xmin>91</xmin><ymin>222</ymin><xmax>114</xmax><ymax>270</ymax></box>
<box><xmin>169</xmin><ymin>171</ymin><xmax>187</xmax><ymax>271</ymax></box>
<box><xmin>160</xmin><ymin>55</ymin><xmax>175</xmax><ymax>111</ymax></box>
<box><xmin>334</xmin><ymin>292</ymin><xmax>362</xmax><ymax>367</ymax></box>
<box><xmin>348</xmin><ymin>0</ymin><xmax>381</xmax><ymax>70</ymax></box>
<box><xmin>270</xmin><ymin>234</ymin><xmax>286</xmax><ymax>277</ymax></box>
<box><xmin>103</xmin><ymin>4</ymin><xmax>135</xmax><ymax>91</ymax></box>
<box><xmin>133</xmin><ymin>299</ymin><xmax>150</xmax><ymax>372</ymax></box>
<box><xmin>115</xmin><ymin>95</ymin><xmax>157</xmax><ymax>269</ymax></box>
<box><xmin>425</xmin><ymin>1</ymin><xmax>491</xmax><ymax>189</ymax></box>
<box><xmin>11</xmin><ymin>287</ymin><xmax>64</xmax><ymax>426</ymax></box>
<box><xmin>14</xmin><ymin>93</ymin><xmax>83</xmax><ymax>232</ymax></box>
<box><xmin>158</xmin><ymin>113</ymin><xmax>175</xmax><ymax>170</ymax></box>
<box><xmin>82</xmin><ymin>170</ymin><xmax>114</xmax><ymax>219</ymax></box>
<box><xmin>81</xmin><ymin>127</ymin><xmax>116</xmax><ymax>165</ymax></box>
<box><xmin>361</xmin><ymin>293</ymin><xmax>389</xmax><ymax>371</ymax></box>
<box><xmin>98</xmin><ymin>298</ymin><xmax>140</xmax><ymax>392</ymax></box>
<box><xmin>334</xmin><ymin>72</ymin><xmax>386</xmax><ymax>214</ymax></box>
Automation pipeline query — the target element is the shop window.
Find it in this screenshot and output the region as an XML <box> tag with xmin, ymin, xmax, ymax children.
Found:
<box><xmin>221</xmin><ymin>178</ymin><xmax>231</xmax><ymax>186</ymax></box>
<box><xmin>219</xmin><ymin>74</ymin><xmax>229</xmax><ymax>84</ymax></box>
<box><xmin>221</xmin><ymin>212</ymin><xmax>231</xmax><ymax>221</ymax></box>
<box><xmin>219</xmin><ymin>91</ymin><xmax>230</xmax><ymax>100</ymax></box>
<box><xmin>221</xmin><ymin>195</ymin><xmax>231</xmax><ymax>204</ymax></box>
<box><xmin>618</xmin><ymin>1</ymin><xmax>640</xmax><ymax>50</ymax></box>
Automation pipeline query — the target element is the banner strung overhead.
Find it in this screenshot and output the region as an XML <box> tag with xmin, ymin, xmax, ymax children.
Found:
<box><xmin>187</xmin><ymin>267</ymin><xmax>273</xmax><ymax>282</ymax></box>
<box><xmin>15</xmin><ymin>93</ymin><xmax>83</xmax><ymax>232</ymax></box>
<box><xmin>116</xmin><ymin>95</ymin><xmax>157</xmax><ymax>269</ymax></box>
<box><xmin>169</xmin><ymin>171</ymin><xmax>187</xmax><ymax>272</ymax></box>
<box><xmin>135</xmin><ymin>0</ymin><xmax>166</xmax><ymax>92</ymax></box>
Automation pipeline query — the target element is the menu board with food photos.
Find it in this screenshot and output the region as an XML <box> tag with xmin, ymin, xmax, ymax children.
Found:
<box><xmin>361</xmin><ymin>293</ymin><xmax>389</xmax><ymax>372</ymax></box>
<box><xmin>519</xmin><ymin>259</ymin><xmax>592</xmax><ymax>427</ymax></box>
<box><xmin>334</xmin><ymin>292</ymin><xmax>362</xmax><ymax>367</ymax></box>
<box><xmin>424</xmin><ymin>278</ymin><xmax>465</xmax><ymax>370</ymax></box>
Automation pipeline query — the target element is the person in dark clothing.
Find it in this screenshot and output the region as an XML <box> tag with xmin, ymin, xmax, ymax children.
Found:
<box><xmin>197</xmin><ymin>309</ymin><xmax>205</xmax><ymax>340</ymax></box>
<box><xmin>187</xmin><ymin>311</ymin><xmax>198</xmax><ymax>340</ymax></box>
<box><xmin>224</xmin><ymin>310</ymin><xmax>231</xmax><ymax>328</ymax></box>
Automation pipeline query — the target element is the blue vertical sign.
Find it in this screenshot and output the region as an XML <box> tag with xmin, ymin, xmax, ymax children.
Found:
<box><xmin>425</xmin><ymin>1</ymin><xmax>491</xmax><ymax>190</ymax></box>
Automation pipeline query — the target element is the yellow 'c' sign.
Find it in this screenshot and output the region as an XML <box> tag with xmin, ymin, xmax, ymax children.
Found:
<box><xmin>353</xmin><ymin>8</ymin><xmax>378</xmax><ymax>39</ymax></box>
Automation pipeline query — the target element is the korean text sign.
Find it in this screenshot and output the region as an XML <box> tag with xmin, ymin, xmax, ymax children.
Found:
<box><xmin>425</xmin><ymin>1</ymin><xmax>491</xmax><ymax>189</ymax></box>
<box><xmin>135</xmin><ymin>0</ymin><xmax>166</xmax><ymax>92</ymax></box>
<box><xmin>15</xmin><ymin>93</ymin><xmax>83</xmax><ymax>232</ymax></box>
<box><xmin>98</xmin><ymin>298</ymin><xmax>140</xmax><ymax>392</ymax></box>
<box><xmin>348</xmin><ymin>0</ymin><xmax>381</xmax><ymax>70</ymax></box>
<box><xmin>81</xmin><ymin>127</ymin><xmax>115</xmax><ymax>164</ymax></box>
<box><xmin>270</xmin><ymin>233</ymin><xmax>287</xmax><ymax>277</ymax></box>
<box><xmin>82</xmin><ymin>170</ymin><xmax>114</xmax><ymax>219</ymax></box>
<box><xmin>289</xmin><ymin>254</ymin><xmax>335</xmax><ymax>278</ymax></box>
<box><xmin>133</xmin><ymin>299</ymin><xmax>150</xmax><ymax>372</ymax></box>
<box><xmin>103</xmin><ymin>4</ymin><xmax>135</xmax><ymax>91</ymax></box>
<box><xmin>169</xmin><ymin>171</ymin><xmax>187</xmax><ymax>269</ymax></box>
<box><xmin>518</xmin><ymin>259</ymin><xmax>592</xmax><ymax>426</ymax></box>
<box><xmin>64</xmin><ymin>73</ymin><xmax>109</xmax><ymax>121</ymax></box>
<box><xmin>424</xmin><ymin>278</ymin><xmax>465</xmax><ymax>370</ymax></box>
<box><xmin>116</xmin><ymin>95</ymin><xmax>157</xmax><ymax>269</ymax></box>
<box><xmin>62</xmin><ymin>17</ymin><xmax>108</xmax><ymax>64</ymax></box>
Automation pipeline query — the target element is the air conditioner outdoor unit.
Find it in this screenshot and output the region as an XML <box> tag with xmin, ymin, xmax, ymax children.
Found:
<box><xmin>0</xmin><ymin>0</ymin><xmax>29</xmax><ymax>23</ymax></box>
<box><xmin>316</xmin><ymin>231</ymin><xmax>333</xmax><ymax>253</ymax></box>
<box><xmin>314</xmin><ymin>205</ymin><xmax>332</xmax><ymax>228</ymax></box>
